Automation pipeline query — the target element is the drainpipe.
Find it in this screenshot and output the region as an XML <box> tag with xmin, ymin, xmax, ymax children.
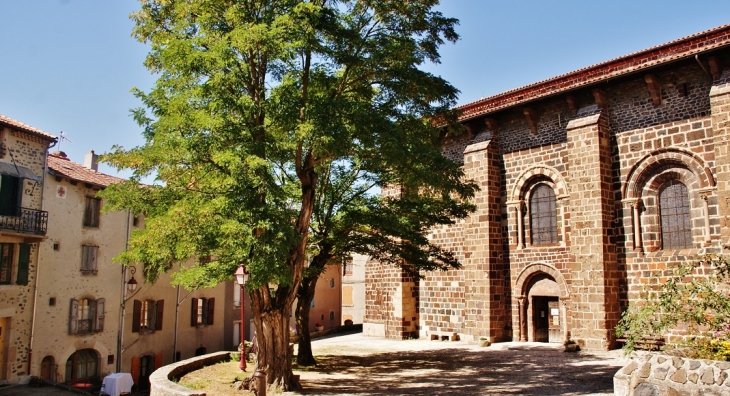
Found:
<box><xmin>27</xmin><ymin>139</ymin><xmax>57</xmax><ymax>376</ymax></box>
<box><xmin>117</xmin><ymin>210</ymin><xmax>133</xmax><ymax>373</ymax></box>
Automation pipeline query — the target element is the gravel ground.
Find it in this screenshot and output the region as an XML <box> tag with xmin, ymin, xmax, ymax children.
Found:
<box><xmin>286</xmin><ymin>333</ymin><xmax>630</xmax><ymax>395</ymax></box>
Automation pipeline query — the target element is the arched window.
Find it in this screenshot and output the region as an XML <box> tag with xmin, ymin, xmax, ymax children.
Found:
<box><xmin>530</xmin><ymin>184</ymin><xmax>557</xmax><ymax>245</ymax></box>
<box><xmin>65</xmin><ymin>349</ymin><xmax>98</xmax><ymax>383</ymax></box>
<box><xmin>659</xmin><ymin>180</ymin><xmax>692</xmax><ymax>249</ymax></box>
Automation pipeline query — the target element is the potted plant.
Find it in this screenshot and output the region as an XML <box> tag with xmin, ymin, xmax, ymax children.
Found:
<box><xmin>564</xmin><ymin>339</ymin><xmax>579</xmax><ymax>352</ymax></box>
<box><xmin>314</xmin><ymin>322</ymin><xmax>324</xmax><ymax>332</ymax></box>
<box><xmin>478</xmin><ymin>337</ymin><xmax>491</xmax><ymax>347</ymax></box>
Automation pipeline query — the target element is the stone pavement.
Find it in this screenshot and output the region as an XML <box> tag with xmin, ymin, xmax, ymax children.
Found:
<box><xmin>287</xmin><ymin>333</ymin><xmax>631</xmax><ymax>395</ymax></box>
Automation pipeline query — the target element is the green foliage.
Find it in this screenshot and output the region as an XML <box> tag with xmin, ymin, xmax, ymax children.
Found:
<box><xmin>616</xmin><ymin>255</ymin><xmax>730</xmax><ymax>360</ymax></box>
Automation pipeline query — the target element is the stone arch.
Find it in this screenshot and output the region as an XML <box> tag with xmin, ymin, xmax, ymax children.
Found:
<box><xmin>514</xmin><ymin>262</ymin><xmax>569</xmax><ymax>299</ymax></box>
<box><xmin>511</xmin><ymin>165</ymin><xmax>569</xmax><ymax>201</ymax></box>
<box><xmin>623</xmin><ymin>148</ymin><xmax>714</xmax><ymax>199</ymax></box>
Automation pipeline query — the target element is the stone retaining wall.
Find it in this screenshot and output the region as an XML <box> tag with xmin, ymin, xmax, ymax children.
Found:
<box><xmin>614</xmin><ymin>354</ymin><xmax>730</xmax><ymax>395</ymax></box>
<box><xmin>150</xmin><ymin>351</ymin><xmax>231</xmax><ymax>396</ymax></box>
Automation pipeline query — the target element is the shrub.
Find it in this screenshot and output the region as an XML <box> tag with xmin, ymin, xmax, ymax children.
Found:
<box><xmin>616</xmin><ymin>255</ymin><xmax>730</xmax><ymax>359</ymax></box>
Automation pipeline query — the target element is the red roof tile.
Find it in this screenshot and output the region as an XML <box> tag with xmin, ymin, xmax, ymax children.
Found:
<box><xmin>456</xmin><ymin>23</ymin><xmax>730</xmax><ymax>121</ymax></box>
<box><xmin>0</xmin><ymin>114</ymin><xmax>57</xmax><ymax>141</ymax></box>
<box><xmin>47</xmin><ymin>153</ymin><xmax>124</xmax><ymax>187</ymax></box>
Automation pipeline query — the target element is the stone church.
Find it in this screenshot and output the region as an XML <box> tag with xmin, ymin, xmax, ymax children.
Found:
<box><xmin>363</xmin><ymin>23</ymin><xmax>730</xmax><ymax>350</ymax></box>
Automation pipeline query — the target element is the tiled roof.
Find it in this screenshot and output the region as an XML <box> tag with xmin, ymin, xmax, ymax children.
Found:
<box><xmin>456</xmin><ymin>23</ymin><xmax>730</xmax><ymax>121</ymax></box>
<box><xmin>0</xmin><ymin>113</ymin><xmax>57</xmax><ymax>141</ymax></box>
<box><xmin>47</xmin><ymin>153</ymin><xmax>125</xmax><ymax>188</ymax></box>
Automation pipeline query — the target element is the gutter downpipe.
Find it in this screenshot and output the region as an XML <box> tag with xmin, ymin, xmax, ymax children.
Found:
<box><xmin>27</xmin><ymin>139</ymin><xmax>57</xmax><ymax>375</ymax></box>
<box><xmin>117</xmin><ymin>210</ymin><xmax>132</xmax><ymax>373</ymax></box>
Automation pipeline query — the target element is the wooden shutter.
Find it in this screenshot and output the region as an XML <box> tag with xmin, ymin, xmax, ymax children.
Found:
<box><xmin>88</xmin><ymin>299</ymin><xmax>97</xmax><ymax>333</ymax></box>
<box><xmin>190</xmin><ymin>298</ymin><xmax>198</xmax><ymax>326</ymax></box>
<box><xmin>130</xmin><ymin>356</ymin><xmax>140</xmax><ymax>386</ymax></box>
<box><xmin>69</xmin><ymin>298</ymin><xmax>79</xmax><ymax>335</ymax></box>
<box><xmin>148</xmin><ymin>300</ymin><xmax>157</xmax><ymax>330</ymax></box>
<box><xmin>89</xmin><ymin>246</ymin><xmax>98</xmax><ymax>272</ymax></box>
<box><xmin>132</xmin><ymin>300</ymin><xmax>142</xmax><ymax>333</ymax></box>
<box><xmin>155</xmin><ymin>300</ymin><xmax>164</xmax><ymax>331</ymax></box>
<box><xmin>206</xmin><ymin>298</ymin><xmax>215</xmax><ymax>325</ymax></box>
<box><xmin>95</xmin><ymin>298</ymin><xmax>105</xmax><ymax>332</ymax></box>
<box><xmin>16</xmin><ymin>244</ymin><xmax>30</xmax><ymax>285</ymax></box>
<box><xmin>154</xmin><ymin>353</ymin><xmax>162</xmax><ymax>370</ymax></box>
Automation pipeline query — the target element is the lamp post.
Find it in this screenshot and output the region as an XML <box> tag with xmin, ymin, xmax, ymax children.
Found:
<box><xmin>235</xmin><ymin>265</ymin><xmax>249</xmax><ymax>371</ymax></box>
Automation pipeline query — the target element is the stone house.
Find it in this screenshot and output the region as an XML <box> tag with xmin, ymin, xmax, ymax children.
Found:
<box><xmin>364</xmin><ymin>23</ymin><xmax>730</xmax><ymax>350</ymax></box>
<box><xmin>342</xmin><ymin>253</ymin><xmax>367</xmax><ymax>325</ymax></box>
<box><xmin>0</xmin><ymin>115</ymin><xmax>56</xmax><ymax>383</ymax></box>
<box><xmin>31</xmin><ymin>151</ymin><xmax>230</xmax><ymax>390</ymax></box>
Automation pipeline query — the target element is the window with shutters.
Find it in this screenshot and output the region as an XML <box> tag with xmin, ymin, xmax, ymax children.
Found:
<box><xmin>80</xmin><ymin>245</ymin><xmax>98</xmax><ymax>274</ymax></box>
<box><xmin>190</xmin><ymin>297</ymin><xmax>215</xmax><ymax>327</ymax></box>
<box><xmin>529</xmin><ymin>184</ymin><xmax>558</xmax><ymax>245</ymax></box>
<box><xmin>132</xmin><ymin>299</ymin><xmax>164</xmax><ymax>334</ymax></box>
<box><xmin>83</xmin><ymin>197</ymin><xmax>101</xmax><ymax>227</ymax></box>
<box><xmin>0</xmin><ymin>174</ymin><xmax>21</xmax><ymax>217</ymax></box>
<box><xmin>68</xmin><ymin>297</ymin><xmax>104</xmax><ymax>335</ymax></box>
<box><xmin>659</xmin><ymin>180</ymin><xmax>693</xmax><ymax>249</ymax></box>
<box><xmin>0</xmin><ymin>243</ymin><xmax>13</xmax><ymax>284</ymax></box>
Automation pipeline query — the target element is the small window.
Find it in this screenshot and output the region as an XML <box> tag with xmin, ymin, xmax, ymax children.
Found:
<box><xmin>53</xmin><ymin>242</ymin><xmax>60</xmax><ymax>251</ymax></box>
<box><xmin>329</xmin><ymin>278</ymin><xmax>335</xmax><ymax>288</ymax></box>
<box><xmin>0</xmin><ymin>243</ymin><xmax>13</xmax><ymax>284</ymax></box>
<box><xmin>659</xmin><ymin>180</ymin><xmax>692</xmax><ymax>249</ymax></box>
<box><xmin>107</xmin><ymin>355</ymin><xmax>114</xmax><ymax>365</ymax></box>
<box><xmin>530</xmin><ymin>184</ymin><xmax>558</xmax><ymax>245</ymax></box>
<box><xmin>81</xmin><ymin>245</ymin><xmax>99</xmax><ymax>274</ymax></box>
<box><xmin>68</xmin><ymin>298</ymin><xmax>104</xmax><ymax>335</ymax></box>
<box><xmin>83</xmin><ymin>197</ymin><xmax>101</xmax><ymax>227</ymax></box>
<box><xmin>343</xmin><ymin>257</ymin><xmax>353</xmax><ymax>276</ymax></box>
<box><xmin>49</xmin><ymin>297</ymin><xmax>56</xmax><ymax>306</ymax></box>
<box><xmin>133</xmin><ymin>299</ymin><xmax>164</xmax><ymax>333</ymax></box>
<box><xmin>329</xmin><ymin>311</ymin><xmax>335</xmax><ymax>321</ymax></box>
<box><xmin>190</xmin><ymin>298</ymin><xmax>214</xmax><ymax>326</ymax></box>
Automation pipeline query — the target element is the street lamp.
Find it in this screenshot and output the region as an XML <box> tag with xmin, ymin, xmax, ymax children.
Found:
<box><xmin>235</xmin><ymin>265</ymin><xmax>249</xmax><ymax>371</ymax></box>
<box><xmin>127</xmin><ymin>266</ymin><xmax>138</xmax><ymax>293</ymax></box>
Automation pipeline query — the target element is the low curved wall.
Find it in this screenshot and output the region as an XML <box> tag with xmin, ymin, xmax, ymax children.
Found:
<box><xmin>150</xmin><ymin>351</ymin><xmax>232</xmax><ymax>396</ymax></box>
<box><xmin>614</xmin><ymin>354</ymin><xmax>730</xmax><ymax>395</ymax></box>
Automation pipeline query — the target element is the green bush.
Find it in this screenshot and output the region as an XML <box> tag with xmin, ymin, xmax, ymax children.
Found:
<box><xmin>616</xmin><ymin>255</ymin><xmax>730</xmax><ymax>359</ymax></box>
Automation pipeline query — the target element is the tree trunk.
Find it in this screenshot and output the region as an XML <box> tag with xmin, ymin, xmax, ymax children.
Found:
<box><xmin>295</xmin><ymin>276</ymin><xmax>318</xmax><ymax>366</ymax></box>
<box><xmin>250</xmin><ymin>288</ymin><xmax>300</xmax><ymax>391</ymax></box>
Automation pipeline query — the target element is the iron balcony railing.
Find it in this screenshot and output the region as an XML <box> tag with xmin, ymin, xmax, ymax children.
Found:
<box><xmin>0</xmin><ymin>207</ymin><xmax>49</xmax><ymax>235</ymax></box>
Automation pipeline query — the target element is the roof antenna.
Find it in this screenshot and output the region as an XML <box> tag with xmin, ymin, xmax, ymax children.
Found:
<box><xmin>58</xmin><ymin>131</ymin><xmax>73</xmax><ymax>151</ymax></box>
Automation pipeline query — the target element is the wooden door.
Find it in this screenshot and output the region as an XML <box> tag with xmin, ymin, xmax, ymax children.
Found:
<box><xmin>547</xmin><ymin>299</ymin><xmax>562</xmax><ymax>343</ymax></box>
<box><xmin>532</xmin><ymin>296</ymin><xmax>550</xmax><ymax>342</ymax></box>
<box><xmin>41</xmin><ymin>356</ymin><xmax>54</xmax><ymax>381</ymax></box>
<box><xmin>138</xmin><ymin>355</ymin><xmax>154</xmax><ymax>391</ymax></box>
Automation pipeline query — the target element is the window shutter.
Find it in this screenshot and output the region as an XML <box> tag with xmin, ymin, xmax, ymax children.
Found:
<box><xmin>148</xmin><ymin>300</ymin><xmax>157</xmax><ymax>330</ymax></box>
<box><xmin>154</xmin><ymin>353</ymin><xmax>162</xmax><ymax>370</ymax></box>
<box><xmin>69</xmin><ymin>298</ymin><xmax>79</xmax><ymax>335</ymax></box>
<box><xmin>130</xmin><ymin>356</ymin><xmax>140</xmax><ymax>386</ymax></box>
<box><xmin>95</xmin><ymin>298</ymin><xmax>105</xmax><ymax>332</ymax></box>
<box><xmin>81</xmin><ymin>246</ymin><xmax>89</xmax><ymax>272</ymax></box>
<box><xmin>16</xmin><ymin>244</ymin><xmax>30</xmax><ymax>285</ymax></box>
<box><xmin>206</xmin><ymin>298</ymin><xmax>215</xmax><ymax>325</ymax></box>
<box><xmin>90</xmin><ymin>246</ymin><xmax>98</xmax><ymax>272</ymax></box>
<box><xmin>155</xmin><ymin>300</ymin><xmax>164</xmax><ymax>331</ymax></box>
<box><xmin>201</xmin><ymin>298</ymin><xmax>209</xmax><ymax>325</ymax></box>
<box><xmin>132</xmin><ymin>300</ymin><xmax>141</xmax><ymax>333</ymax></box>
<box><xmin>190</xmin><ymin>298</ymin><xmax>198</xmax><ymax>326</ymax></box>
<box><xmin>88</xmin><ymin>299</ymin><xmax>97</xmax><ymax>332</ymax></box>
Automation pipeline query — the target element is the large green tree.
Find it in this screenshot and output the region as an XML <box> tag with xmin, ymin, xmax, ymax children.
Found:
<box><xmin>102</xmin><ymin>0</ymin><xmax>475</xmax><ymax>390</ymax></box>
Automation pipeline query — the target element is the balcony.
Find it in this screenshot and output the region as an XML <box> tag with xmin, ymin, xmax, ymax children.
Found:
<box><xmin>0</xmin><ymin>207</ymin><xmax>49</xmax><ymax>236</ymax></box>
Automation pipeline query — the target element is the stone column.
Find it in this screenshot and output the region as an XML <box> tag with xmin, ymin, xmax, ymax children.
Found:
<box><xmin>631</xmin><ymin>199</ymin><xmax>643</xmax><ymax>253</ymax></box>
<box><xmin>565</xmin><ymin>105</ymin><xmax>618</xmax><ymax>350</ymax></box>
<box><xmin>518</xmin><ymin>296</ymin><xmax>527</xmax><ymax>342</ymax></box>
<box><xmin>710</xmin><ymin>73</ymin><xmax>730</xmax><ymax>250</ymax></box>
<box><xmin>462</xmin><ymin>139</ymin><xmax>508</xmax><ymax>342</ymax></box>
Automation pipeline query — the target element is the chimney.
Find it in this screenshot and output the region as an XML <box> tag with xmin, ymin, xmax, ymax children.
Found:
<box><xmin>84</xmin><ymin>150</ymin><xmax>98</xmax><ymax>171</ymax></box>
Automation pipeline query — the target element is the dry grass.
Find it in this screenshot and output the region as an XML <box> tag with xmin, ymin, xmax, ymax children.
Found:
<box><xmin>178</xmin><ymin>359</ymin><xmax>254</xmax><ymax>396</ymax></box>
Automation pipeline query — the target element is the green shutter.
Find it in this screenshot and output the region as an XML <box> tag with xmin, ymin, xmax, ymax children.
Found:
<box><xmin>16</xmin><ymin>244</ymin><xmax>30</xmax><ymax>285</ymax></box>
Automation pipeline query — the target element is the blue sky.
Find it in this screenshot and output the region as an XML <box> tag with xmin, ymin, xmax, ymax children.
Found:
<box><xmin>1</xmin><ymin>1</ymin><xmax>729</xmax><ymax>178</ymax></box>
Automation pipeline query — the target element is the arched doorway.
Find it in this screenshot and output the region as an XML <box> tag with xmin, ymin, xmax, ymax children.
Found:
<box><xmin>526</xmin><ymin>274</ymin><xmax>561</xmax><ymax>343</ymax></box>
<box><xmin>41</xmin><ymin>356</ymin><xmax>55</xmax><ymax>381</ymax></box>
<box><xmin>65</xmin><ymin>349</ymin><xmax>98</xmax><ymax>383</ymax></box>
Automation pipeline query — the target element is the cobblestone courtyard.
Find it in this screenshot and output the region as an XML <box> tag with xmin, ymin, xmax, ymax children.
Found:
<box><xmin>288</xmin><ymin>333</ymin><xmax>630</xmax><ymax>395</ymax></box>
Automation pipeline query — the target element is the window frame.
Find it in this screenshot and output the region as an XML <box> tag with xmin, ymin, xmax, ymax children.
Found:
<box><xmin>528</xmin><ymin>183</ymin><xmax>558</xmax><ymax>246</ymax></box>
<box><xmin>0</xmin><ymin>243</ymin><xmax>13</xmax><ymax>284</ymax></box>
<box><xmin>658</xmin><ymin>180</ymin><xmax>693</xmax><ymax>250</ymax></box>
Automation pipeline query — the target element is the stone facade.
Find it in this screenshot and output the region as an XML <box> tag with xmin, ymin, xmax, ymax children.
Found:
<box><xmin>0</xmin><ymin>116</ymin><xmax>56</xmax><ymax>383</ymax></box>
<box><xmin>614</xmin><ymin>354</ymin><xmax>730</xmax><ymax>395</ymax></box>
<box><xmin>364</xmin><ymin>24</ymin><xmax>730</xmax><ymax>350</ymax></box>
